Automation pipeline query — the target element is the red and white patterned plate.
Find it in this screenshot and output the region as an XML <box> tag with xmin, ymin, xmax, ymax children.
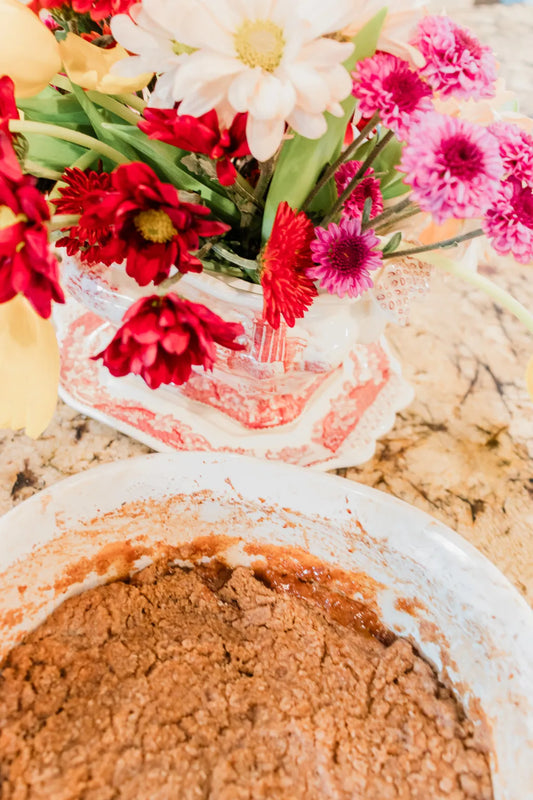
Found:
<box><xmin>54</xmin><ymin>296</ymin><xmax>413</xmax><ymax>470</ymax></box>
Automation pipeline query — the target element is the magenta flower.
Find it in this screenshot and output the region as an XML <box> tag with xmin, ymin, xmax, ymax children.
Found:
<box><xmin>351</xmin><ymin>53</ymin><xmax>433</xmax><ymax>139</ymax></box>
<box><xmin>488</xmin><ymin>121</ymin><xmax>533</xmax><ymax>184</ymax></box>
<box><xmin>483</xmin><ymin>178</ymin><xmax>533</xmax><ymax>264</ymax></box>
<box><xmin>308</xmin><ymin>219</ymin><xmax>383</xmax><ymax>299</ymax></box>
<box><xmin>412</xmin><ymin>15</ymin><xmax>497</xmax><ymax>101</ymax></box>
<box><xmin>335</xmin><ymin>161</ymin><xmax>384</xmax><ymax>221</ymax></box>
<box><xmin>400</xmin><ymin>113</ymin><xmax>503</xmax><ymax>224</ymax></box>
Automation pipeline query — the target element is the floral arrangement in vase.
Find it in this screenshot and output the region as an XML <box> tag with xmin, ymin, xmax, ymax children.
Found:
<box><xmin>0</xmin><ymin>0</ymin><xmax>532</xmax><ymax>439</ymax></box>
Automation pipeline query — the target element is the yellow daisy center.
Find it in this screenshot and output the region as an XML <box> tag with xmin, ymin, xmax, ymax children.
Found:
<box><xmin>134</xmin><ymin>209</ymin><xmax>177</xmax><ymax>243</ymax></box>
<box><xmin>234</xmin><ymin>19</ymin><xmax>285</xmax><ymax>72</ymax></box>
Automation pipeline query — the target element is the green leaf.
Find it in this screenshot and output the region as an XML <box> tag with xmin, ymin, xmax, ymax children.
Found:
<box><xmin>102</xmin><ymin>123</ymin><xmax>239</xmax><ymax>224</ymax></box>
<box><xmin>381</xmin><ymin>231</ymin><xmax>402</xmax><ymax>254</ymax></box>
<box><xmin>69</xmin><ymin>83</ymin><xmax>140</xmax><ymax>162</ymax></box>
<box><xmin>262</xmin><ymin>8</ymin><xmax>387</xmax><ymax>241</ymax></box>
<box><xmin>17</xmin><ymin>87</ymin><xmax>92</xmax><ymax>131</ymax></box>
<box><xmin>382</xmin><ymin>174</ymin><xmax>410</xmax><ymax>200</ymax></box>
<box><xmin>362</xmin><ymin>196</ymin><xmax>374</xmax><ymax>227</ymax></box>
<box><xmin>23</xmin><ymin>134</ymin><xmax>86</xmax><ymax>173</ymax></box>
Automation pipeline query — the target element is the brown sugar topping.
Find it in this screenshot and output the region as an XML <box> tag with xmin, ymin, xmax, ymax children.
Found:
<box><xmin>0</xmin><ymin>562</ymin><xmax>493</xmax><ymax>800</ymax></box>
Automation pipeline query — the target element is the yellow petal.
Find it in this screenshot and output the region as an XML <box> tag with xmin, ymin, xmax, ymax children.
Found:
<box><xmin>0</xmin><ymin>295</ymin><xmax>59</xmax><ymax>438</ymax></box>
<box><xmin>0</xmin><ymin>0</ymin><xmax>61</xmax><ymax>98</ymax></box>
<box><xmin>59</xmin><ymin>33</ymin><xmax>152</xmax><ymax>94</ymax></box>
<box><xmin>526</xmin><ymin>355</ymin><xmax>533</xmax><ymax>402</ymax></box>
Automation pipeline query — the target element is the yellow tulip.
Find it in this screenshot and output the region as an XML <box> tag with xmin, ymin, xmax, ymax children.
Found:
<box><xmin>526</xmin><ymin>355</ymin><xmax>533</xmax><ymax>402</ymax></box>
<box><xmin>0</xmin><ymin>0</ymin><xmax>61</xmax><ymax>98</ymax></box>
<box><xmin>59</xmin><ymin>33</ymin><xmax>152</xmax><ymax>94</ymax></box>
<box><xmin>0</xmin><ymin>295</ymin><xmax>59</xmax><ymax>438</ymax></box>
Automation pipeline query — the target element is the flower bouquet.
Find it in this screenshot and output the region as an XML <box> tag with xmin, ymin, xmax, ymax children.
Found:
<box><xmin>1</xmin><ymin>0</ymin><xmax>532</xmax><ymax>441</ymax></box>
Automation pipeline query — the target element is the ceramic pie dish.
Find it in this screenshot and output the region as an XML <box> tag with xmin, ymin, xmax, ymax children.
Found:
<box><xmin>0</xmin><ymin>452</ymin><xmax>531</xmax><ymax>799</ymax></box>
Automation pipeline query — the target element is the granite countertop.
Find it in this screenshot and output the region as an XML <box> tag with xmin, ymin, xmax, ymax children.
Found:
<box><xmin>1</xmin><ymin>2</ymin><xmax>532</xmax><ymax>604</ymax></box>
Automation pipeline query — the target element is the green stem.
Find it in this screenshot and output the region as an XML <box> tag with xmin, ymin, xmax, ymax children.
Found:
<box><xmin>24</xmin><ymin>161</ymin><xmax>63</xmax><ymax>181</ymax></box>
<box><xmin>156</xmin><ymin>272</ymin><xmax>185</xmax><ymax>292</ymax></box>
<box><xmin>86</xmin><ymin>91</ymin><xmax>141</xmax><ymax>125</ymax></box>
<box><xmin>382</xmin><ymin>228</ymin><xmax>484</xmax><ymax>259</ymax></box>
<box><xmin>9</xmin><ymin>119</ymin><xmax>129</xmax><ymax>165</ymax></box>
<box><xmin>322</xmin><ymin>129</ymin><xmax>395</xmax><ymax>226</ymax></box>
<box><xmin>233</xmin><ymin>172</ymin><xmax>261</xmax><ymax>208</ymax></box>
<box><xmin>439</xmin><ymin>259</ymin><xmax>533</xmax><ymax>335</ymax></box>
<box><xmin>212</xmin><ymin>243</ymin><xmax>260</xmax><ymax>281</ymax></box>
<box><xmin>48</xmin><ymin>213</ymin><xmax>80</xmax><ymax>231</ymax></box>
<box><xmin>50</xmin><ymin>73</ymin><xmax>71</xmax><ymax>93</ymax></box>
<box><xmin>363</xmin><ymin>196</ymin><xmax>414</xmax><ymax>231</ymax></box>
<box><xmin>301</xmin><ymin>112</ymin><xmax>380</xmax><ymax>212</ymax></box>
<box><xmin>113</xmin><ymin>92</ymin><xmax>147</xmax><ymax>114</ymax></box>
<box><xmin>52</xmin><ymin>76</ymin><xmax>143</xmax><ymax>125</ymax></box>
<box><xmin>253</xmin><ymin>157</ymin><xmax>275</xmax><ymax>206</ymax></box>
<box><xmin>375</xmin><ymin>205</ymin><xmax>421</xmax><ymax>234</ymax></box>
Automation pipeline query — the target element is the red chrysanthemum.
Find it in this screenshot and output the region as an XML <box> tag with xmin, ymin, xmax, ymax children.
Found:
<box><xmin>351</xmin><ymin>53</ymin><xmax>433</xmax><ymax>139</ymax></box>
<box><xmin>139</xmin><ymin>109</ymin><xmax>250</xmax><ymax>187</ymax></box>
<box><xmin>260</xmin><ymin>202</ymin><xmax>318</xmax><ymax>329</ymax></box>
<box><xmin>0</xmin><ymin>76</ymin><xmax>23</xmax><ymax>184</ymax></box>
<box><xmin>0</xmin><ymin>174</ymin><xmax>64</xmax><ymax>318</ymax></box>
<box><xmin>76</xmin><ymin>162</ymin><xmax>229</xmax><ymax>284</ymax></box>
<box><xmin>53</xmin><ymin>167</ymin><xmax>123</xmax><ymax>265</ymax></box>
<box><xmin>94</xmin><ymin>293</ymin><xmax>246</xmax><ymax>389</ymax></box>
<box><xmin>335</xmin><ymin>161</ymin><xmax>384</xmax><ymax>221</ymax></box>
<box><xmin>483</xmin><ymin>177</ymin><xmax>533</xmax><ymax>264</ymax></box>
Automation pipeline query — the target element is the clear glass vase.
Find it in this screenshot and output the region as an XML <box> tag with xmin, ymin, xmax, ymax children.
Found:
<box><xmin>60</xmin><ymin>252</ymin><xmax>393</xmax><ymax>430</ymax></box>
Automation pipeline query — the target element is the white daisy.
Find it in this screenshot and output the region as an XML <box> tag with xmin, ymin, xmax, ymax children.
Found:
<box><xmin>110</xmin><ymin>0</ymin><xmax>200</xmax><ymax>107</ymax></box>
<box><xmin>111</xmin><ymin>0</ymin><xmax>357</xmax><ymax>160</ymax></box>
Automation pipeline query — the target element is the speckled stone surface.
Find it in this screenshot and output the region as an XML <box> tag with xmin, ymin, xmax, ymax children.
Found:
<box><xmin>1</xmin><ymin>2</ymin><xmax>532</xmax><ymax>604</ymax></box>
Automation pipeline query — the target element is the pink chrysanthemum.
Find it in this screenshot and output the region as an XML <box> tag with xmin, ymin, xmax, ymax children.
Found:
<box><xmin>308</xmin><ymin>218</ymin><xmax>383</xmax><ymax>299</ymax></box>
<box><xmin>412</xmin><ymin>15</ymin><xmax>497</xmax><ymax>101</ymax></box>
<box><xmin>351</xmin><ymin>53</ymin><xmax>433</xmax><ymax>139</ymax></box>
<box><xmin>400</xmin><ymin>113</ymin><xmax>503</xmax><ymax>224</ymax></box>
<box><xmin>488</xmin><ymin>121</ymin><xmax>533</xmax><ymax>184</ymax></box>
<box><xmin>483</xmin><ymin>178</ymin><xmax>533</xmax><ymax>264</ymax></box>
<box><xmin>335</xmin><ymin>161</ymin><xmax>384</xmax><ymax>221</ymax></box>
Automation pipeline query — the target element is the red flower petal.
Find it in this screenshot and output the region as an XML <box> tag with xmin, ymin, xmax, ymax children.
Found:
<box><xmin>94</xmin><ymin>293</ymin><xmax>246</xmax><ymax>389</ymax></box>
<box><xmin>139</xmin><ymin>108</ymin><xmax>250</xmax><ymax>187</ymax></box>
<box><xmin>260</xmin><ymin>202</ymin><xmax>318</xmax><ymax>329</ymax></box>
<box><xmin>0</xmin><ymin>173</ymin><xmax>63</xmax><ymax>318</ymax></box>
<box><xmin>60</xmin><ymin>162</ymin><xmax>229</xmax><ymax>283</ymax></box>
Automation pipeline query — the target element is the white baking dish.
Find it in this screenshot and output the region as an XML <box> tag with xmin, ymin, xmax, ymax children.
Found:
<box><xmin>0</xmin><ymin>453</ymin><xmax>531</xmax><ymax>799</ymax></box>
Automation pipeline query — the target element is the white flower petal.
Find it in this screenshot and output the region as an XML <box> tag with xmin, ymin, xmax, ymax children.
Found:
<box><xmin>297</xmin><ymin>0</ymin><xmax>362</xmax><ymax>37</ymax></box>
<box><xmin>119</xmin><ymin>0</ymin><xmax>356</xmax><ymax>144</ymax></box>
<box><xmin>247</xmin><ymin>73</ymin><xmax>296</xmax><ymax>120</ymax></box>
<box><xmin>111</xmin><ymin>13</ymin><xmax>161</xmax><ymax>56</ymax></box>
<box><xmin>148</xmin><ymin>70</ymin><xmax>178</xmax><ymax>106</ymax></box>
<box><xmin>287</xmin><ymin>107</ymin><xmax>327</xmax><ymax>139</ymax></box>
<box><xmin>178</xmin><ymin>76</ymin><xmax>234</xmax><ymax>116</ymax></box>
<box><xmin>246</xmin><ymin>115</ymin><xmax>286</xmax><ymax>161</ymax></box>
<box><xmin>283</xmin><ymin>63</ymin><xmax>329</xmax><ymax>114</ymax></box>
<box><xmin>320</xmin><ymin>63</ymin><xmax>353</xmax><ymax>104</ymax></box>
<box><xmin>300</xmin><ymin>37</ymin><xmax>354</xmax><ymax>68</ymax></box>
<box><xmin>227</xmin><ymin>68</ymin><xmax>262</xmax><ymax>113</ymax></box>
<box><xmin>202</xmin><ymin>0</ymin><xmax>244</xmax><ymax>32</ymax></box>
